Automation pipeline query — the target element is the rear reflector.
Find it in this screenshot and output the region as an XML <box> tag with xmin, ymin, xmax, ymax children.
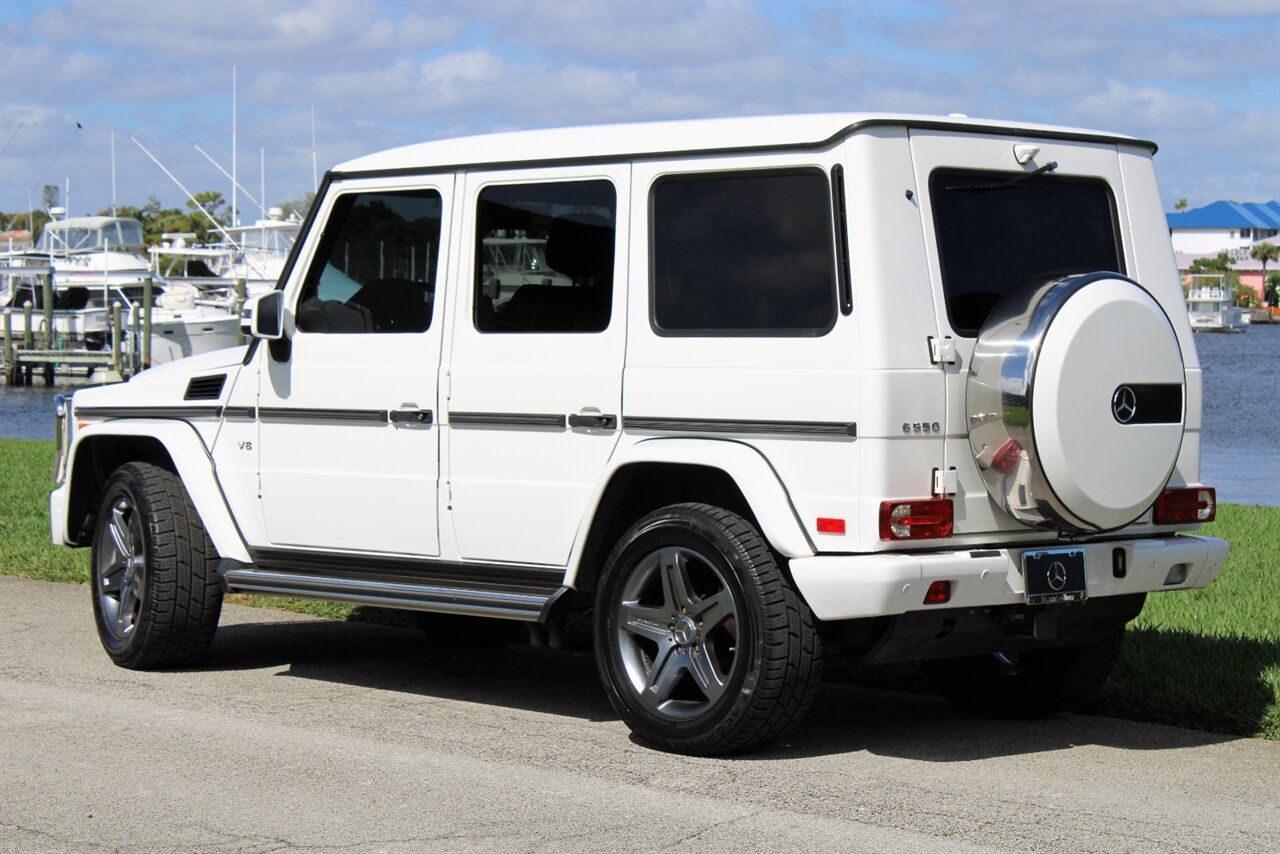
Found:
<box><xmin>1153</xmin><ymin>487</ymin><xmax>1216</xmax><ymax>524</ymax></box>
<box><xmin>879</xmin><ymin>499</ymin><xmax>954</xmax><ymax>541</ymax></box>
<box><xmin>923</xmin><ymin>580</ymin><xmax>952</xmax><ymax>604</ymax></box>
<box><xmin>816</xmin><ymin>517</ymin><xmax>846</xmax><ymax>534</ymax></box>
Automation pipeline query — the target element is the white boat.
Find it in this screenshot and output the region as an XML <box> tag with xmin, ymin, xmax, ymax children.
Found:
<box><xmin>1186</xmin><ymin>275</ymin><xmax>1250</xmax><ymax>332</ymax></box>
<box><xmin>4</xmin><ymin>213</ymin><xmax>242</xmax><ymax>366</ymax></box>
<box><xmin>153</xmin><ymin>213</ymin><xmax>299</xmax><ymax>306</ymax></box>
<box><xmin>2</xmin><ymin>262</ymin><xmax>112</xmax><ymax>351</ymax></box>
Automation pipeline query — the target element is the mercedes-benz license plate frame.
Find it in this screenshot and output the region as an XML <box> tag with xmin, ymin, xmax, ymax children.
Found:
<box><xmin>1022</xmin><ymin>548</ymin><xmax>1087</xmax><ymax>605</ymax></box>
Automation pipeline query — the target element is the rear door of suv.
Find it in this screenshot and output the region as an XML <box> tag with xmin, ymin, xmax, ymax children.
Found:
<box><xmin>909</xmin><ymin>130</ymin><xmax>1132</xmax><ymax>535</ymax></box>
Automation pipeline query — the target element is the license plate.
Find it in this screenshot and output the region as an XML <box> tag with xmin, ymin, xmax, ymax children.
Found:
<box><xmin>1023</xmin><ymin>548</ymin><xmax>1087</xmax><ymax>605</ymax></box>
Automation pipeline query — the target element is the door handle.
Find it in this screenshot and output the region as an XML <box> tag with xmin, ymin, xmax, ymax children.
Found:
<box><xmin>389</xmin><ymin>409</ymin><xmax>433</xmax><ymax>425</ymax></box>
<box><xmin>567</xmin><ymin>413</ymin><xmax>617</xmax><ymax>430</ymax></box>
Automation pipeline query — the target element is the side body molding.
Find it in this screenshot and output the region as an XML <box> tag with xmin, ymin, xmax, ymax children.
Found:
<box><xmin>55</xmin><ymin>419</ymin><xmax>251</xmax><ymax>563</ymax></box>
<box><xmin>563</xmin><ymin>437</ymin><xmax>816</xmax><ymax>588</ymax></box>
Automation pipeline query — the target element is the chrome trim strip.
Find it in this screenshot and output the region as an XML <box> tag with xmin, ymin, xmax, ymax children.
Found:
<box><xmin>249</xmin><ymin>547</ymin><xmax>565</xmax><ymax>587</ymax></box>
<box><xmin>223</xmin><ymin>568</ymin><xmax>554</xmax><ymax>621</ymax></box>
<box><xmin>449</xmin><ymin>412</ymin><xmax>568</xmax><ymax>429</ymax></box>
<box><xmin>625</xmin><ymin>416</ymin><xmax>857</xmax><ymax>438</ymax></box>
<box><xmin>75</xmin><ymin>406</ymin><xmax>223</xmax><ymax>420</ymax></box>
<box><xmin>258</xmin><ymin>407</ymin><xmax>388</xmax><ymax>423</ymax></box>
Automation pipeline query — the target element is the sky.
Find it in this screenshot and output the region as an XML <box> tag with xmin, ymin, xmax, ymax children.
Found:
<box><xmin>1</xmin><ymin>0</ymin><xmax>1277</xmax><ymax>223</ymax></box>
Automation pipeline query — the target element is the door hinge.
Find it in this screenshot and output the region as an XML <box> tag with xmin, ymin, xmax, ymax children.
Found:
<box><xmin>929</xmin><ymin>336</ymin><xmax>957</xmax><ymax>365</ymax></box>
<box><xmin>932</xmin><ymin>466</ymin><xmax>958</xmax><ymax>497</ymax></box>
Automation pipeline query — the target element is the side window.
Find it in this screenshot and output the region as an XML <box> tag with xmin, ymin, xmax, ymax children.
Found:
<box><xmin>474</xmin><ymin>180</ymin><xmax>615</xmax><ymax>333</ymax></box>
<box><xmin>296</xmin><ymin>189</ymin><xmax>442</xmax><ymax>334</ymax></box>
<box><xmin>651</xmin><ymin>169</ymin><xmax>837</xmax><ymax>336</ymax></box>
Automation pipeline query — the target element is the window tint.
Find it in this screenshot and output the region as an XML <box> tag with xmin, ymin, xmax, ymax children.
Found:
<box><xmin>475</xmin><ymin>180</ymin><xmax>615</xmax><ymax>333</ymax></box>
<box><xmin>296</xmin><ymin>189</ymin><xmax>442</xmax><ymax>334</ymax></box>
<box><xmin>651</xmin><ymin>169</ymin><xmax>837</xmax><ymax>336</ymax></box>
<box><xmin>929</xmin><ymin>170</ymin><xmax>1123</xmax><ymax>336</ymax></box>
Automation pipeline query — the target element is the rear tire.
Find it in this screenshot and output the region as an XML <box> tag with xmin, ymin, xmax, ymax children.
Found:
<box><xmin>595</xmin><ymin>503</ymin><xmax>822</xmax><ymax>755</ymax></box>
<box><xmin>90</xmin><ymin>462</ymin><xmax>223</xmax><ymax>669</ymax></box>
<box><xmin>922</xmin><ymin>629</ymin><xmax>1124</xmax><ymax>718</ymax></box>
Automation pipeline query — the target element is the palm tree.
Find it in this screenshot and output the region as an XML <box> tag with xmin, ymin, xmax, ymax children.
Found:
<box><xmin>1251</xmin><ymin>242</ymin><xmax>1279</xmax><ymax>306</ymax></box>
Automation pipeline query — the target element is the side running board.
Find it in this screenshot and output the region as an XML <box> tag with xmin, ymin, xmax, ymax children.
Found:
<box><xmin>220</xmin><ymin>564</ymin><xmax>565</xmax><ymax>623</ymax></box>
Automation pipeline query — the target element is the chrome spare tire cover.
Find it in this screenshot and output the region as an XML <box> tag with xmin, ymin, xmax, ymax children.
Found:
<box><xmin>966</xmin><ymin>273</ymin><xmax>1185</xmax><ymax>532</ymax></box>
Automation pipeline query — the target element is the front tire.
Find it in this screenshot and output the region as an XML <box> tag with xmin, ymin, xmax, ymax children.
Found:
<box><xmin>90</xmin><ymin>462</ymin><xmax>223</xmax><ymax>669</ymax></box>
<box><xmin>922</xmin><ymin>629</ymin><xmax>1124</xmax><ymax>718</ymax></box>
<box><xmin>595</xmin><ymin>503</ymin><xmax>822</xmax><ymax>755</ymax></box>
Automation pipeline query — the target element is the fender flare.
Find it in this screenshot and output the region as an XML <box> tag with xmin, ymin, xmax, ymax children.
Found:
<box><xmin>60</xmin><ymin>420</ymin><xmax>251</xmax><ymax>563</ymax></box>
<box><xmin>564</xmin><ymin>437</ymin><xmax>815</xmax><ymax>588</ymax></box>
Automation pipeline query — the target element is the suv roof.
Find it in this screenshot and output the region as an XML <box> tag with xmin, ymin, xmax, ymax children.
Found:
<box><xmin>334</xmin><ymin>112</ymin><xmax>1155</xmax><ymax>176</ymax></box>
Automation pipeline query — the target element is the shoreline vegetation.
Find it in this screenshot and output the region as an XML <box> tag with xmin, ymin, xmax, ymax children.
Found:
<box><xmin>3</xmin><ymin>436</ymin><xmax>1276</xmax><ymax>741</ymax></box>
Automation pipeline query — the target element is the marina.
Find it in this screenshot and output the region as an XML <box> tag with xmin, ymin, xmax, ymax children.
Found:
<box><xmin>1</xmin><ymin>211</ymin><xmax>247</xmax><ymax>382</ymax></box>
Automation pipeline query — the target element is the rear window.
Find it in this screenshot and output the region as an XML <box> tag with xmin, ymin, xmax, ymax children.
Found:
<box><xmin>929</xmin><ymin>169</ymin><xmax>1123</xmax><ymax>336</ymax></box>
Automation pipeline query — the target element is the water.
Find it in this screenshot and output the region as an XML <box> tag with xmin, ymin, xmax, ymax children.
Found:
<box><xmin>1193</xmin><ymin>323</ymin><xmax>1280</xmax><ymax>507</ymax></box>
<box><xmin>4</xmin><ymin>326</ymin><xmax>1277</xmax><ymax>506</ymax></box>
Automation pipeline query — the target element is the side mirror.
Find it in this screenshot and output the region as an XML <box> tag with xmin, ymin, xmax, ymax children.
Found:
<box><xmin>243</xmin><ymin>291</ymin><xmax>284</xmax><ymax>340</ymax></box>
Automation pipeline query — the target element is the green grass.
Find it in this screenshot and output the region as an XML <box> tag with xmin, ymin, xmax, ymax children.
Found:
<box><xmin>2</xmin><ymin>437</ymin><xmax>1276</xmax><ymax>739</ymax></box>
<box><xmin>1096</xmin><ymin>504</ymin><xmax>1280</xmax><ymax>739</ymax></box>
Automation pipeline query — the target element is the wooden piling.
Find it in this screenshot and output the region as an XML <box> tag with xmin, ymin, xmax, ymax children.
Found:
<box><xmin>2</xmin><ymin>309</ymin><xmax>11</xmax><ymax>384</ymax></box>
<box><xmin>130</xmin><ymin>304</ymin><xmax>141</xmax><ymax>377</ymax></box>
<box><xmin>142</xmin><ymin>274</ymin><xmax>153</xmax><ymax>369</ymax></box>
<box><xmin>235</xmin><ymin>279</ymin><xmax>247</xmax><ymax>345</ymax></box>
<box><xmin>111</xmin><ymin>303</ymin><xmax>122</xmax><ymax>377</ymax></box>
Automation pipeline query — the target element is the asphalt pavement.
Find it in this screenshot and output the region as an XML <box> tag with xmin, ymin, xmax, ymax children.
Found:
<box><xmin>2</xmin><ymin>575</ymin><xmax>1277</xmax><ymax>853</ymax></box>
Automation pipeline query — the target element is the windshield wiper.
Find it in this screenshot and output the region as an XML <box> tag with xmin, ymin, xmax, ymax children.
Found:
<box><xmin>946</xmin><ymin>161</ymin><xmax>1059</xmax><ymax>192</ymax></box>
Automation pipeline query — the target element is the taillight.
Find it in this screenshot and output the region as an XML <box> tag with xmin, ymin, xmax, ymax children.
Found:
<box><xmin>879</xmin><ymin>499</ymin><xmax>954</xmax><ymax>540</ymax></box>
<box><xmin>1153</xmin><ymin>487</ymin><xmax>1216</xmax><ymax>524</ymax></box>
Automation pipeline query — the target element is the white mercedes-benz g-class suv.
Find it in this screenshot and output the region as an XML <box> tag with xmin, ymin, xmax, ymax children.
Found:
<box><xmin>51</xmin><ymin>113</ymin><xmax>1227</xmax><ymax>755</ymax></box>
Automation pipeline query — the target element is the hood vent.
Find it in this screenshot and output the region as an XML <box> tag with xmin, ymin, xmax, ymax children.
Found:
<box><xmin>184</xmin><ymin>374</ymin><xmax>227</xmax><ymax>401</ymax></box>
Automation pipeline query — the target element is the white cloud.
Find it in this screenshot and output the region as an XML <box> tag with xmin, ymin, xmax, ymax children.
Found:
<box><xmin>1</xmin><ymin>0</ymin><xmax>1275</xmax><ymax>214</ymax></box>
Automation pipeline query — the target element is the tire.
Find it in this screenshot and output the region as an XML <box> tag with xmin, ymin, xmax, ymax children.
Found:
<box><xmin>922</xmin><ymin>629</ymin><xmax>1124</xmax><ymax>718</ymax></box>
<box><xmin>90</xmin><ymin>462</ymin><xmax>223</xmax><ymax>669</ymax></box>
<box><xmin>594</xmin><ymin>503</ymin><xmax>822</xmax><ymax>755</ymax></box>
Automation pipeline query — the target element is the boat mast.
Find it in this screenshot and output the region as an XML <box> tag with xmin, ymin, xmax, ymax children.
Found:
<box><xmin>260</xmin><ymin>145</ymin><xmax>267</xmax><ymax>222</ymax></box>
<box><xmin>311</xmin><ymin>104</ymin><xmax>318</xmax><ymax>190</ymax></box>
<box><xmin>193</xmin><ymin>144</ymin><xmax>261</xmax><ymax>213</ymax></box>
<box><xmin>111</xmin><ymin>130</ymin><xmax>117</xmax><ymax>217</ymax></box>
<box><xmin>231</xmin><ymin>65</ymin><xmax>238</xmax><ymax>229</ymax></box>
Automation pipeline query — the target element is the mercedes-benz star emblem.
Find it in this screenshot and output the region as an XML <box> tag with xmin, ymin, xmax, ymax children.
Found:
<box><xmin>1112</xmin><ymin>385</ymin><xmax>1138</xmax><ymax>424</ymax></box>
<box><xmin>1047</xmin><ymin>561</ymin><xmax>1068</xmax><ymax>591</ymax></box>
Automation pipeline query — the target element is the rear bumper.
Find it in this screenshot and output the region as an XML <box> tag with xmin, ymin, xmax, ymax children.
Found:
<box><xmin>789</xmin><ymin>535</ymin><xmax>1228</xmax><ymax>622</ymax></box>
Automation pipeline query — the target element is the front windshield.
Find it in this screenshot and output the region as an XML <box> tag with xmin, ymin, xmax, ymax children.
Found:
<box><xmin>36</xmin><ymin>219</ymin><xmax>144</xmax><ymax>253</ymax></box>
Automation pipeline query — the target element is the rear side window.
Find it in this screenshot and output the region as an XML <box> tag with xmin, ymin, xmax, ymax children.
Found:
<box><xmin>296</xmin><ymin>189</ymin><xmax>442</xmax><ymax>334</ymax></box>
<box><xmin>930</xmin><ymin>170</ymin><xmax>1123</xmax><ymax>336</ymax></box>
<box><xmin>651</xmin><ymin>169</ymin><xmax>837</xmax><ymax>336</ymax></box>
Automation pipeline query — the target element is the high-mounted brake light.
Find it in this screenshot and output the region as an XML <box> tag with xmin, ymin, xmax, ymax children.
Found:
<box><xmin>879</xmin><ymin>499</ymin><xmax>954</xmax><ymax>541</ymax></box>
<box><xmin>1153</xmin><ymin>487</ymin><xmax>1216</xmax><ymax>525</ymax></box>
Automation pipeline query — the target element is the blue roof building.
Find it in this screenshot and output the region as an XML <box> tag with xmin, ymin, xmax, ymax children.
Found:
<box><xmin>1167</xmin><ymin>201</ymin><xmax>1280</xmax><ymax>256</ymax></box>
